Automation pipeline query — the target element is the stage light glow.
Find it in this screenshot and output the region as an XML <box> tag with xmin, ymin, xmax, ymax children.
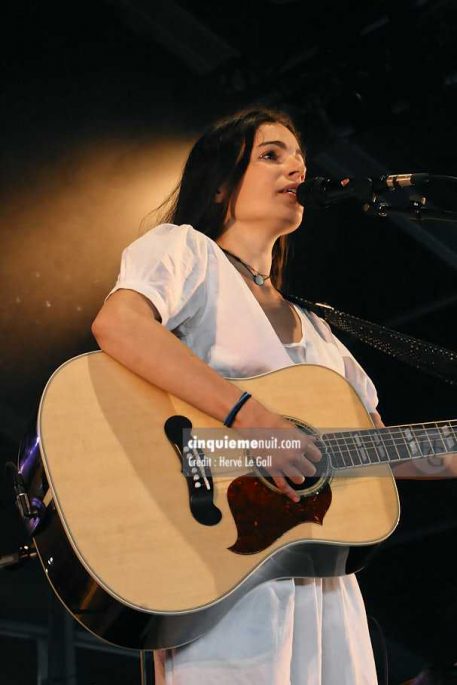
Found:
<box><xmin>0</xmin><ymin>134</ymin><xmax>192</xmax><ymax>412</ymax></box>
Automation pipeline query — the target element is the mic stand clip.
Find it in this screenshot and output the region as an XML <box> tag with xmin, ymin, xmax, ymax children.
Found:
<box><xmin>362</xmin><ymin>194</ymin><xmax>457</xmax><ymax>223</ymax></box>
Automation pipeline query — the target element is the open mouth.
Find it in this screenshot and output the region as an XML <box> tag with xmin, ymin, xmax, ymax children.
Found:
<box><xmin>280</xmin><ymin>187</ymin><xmax>298</xmax><ymax>200</ymax></box>
<box><xmin>280</xmin><ymin>184</ymin><xmax>299</xmax><ymax>197</ymax></box>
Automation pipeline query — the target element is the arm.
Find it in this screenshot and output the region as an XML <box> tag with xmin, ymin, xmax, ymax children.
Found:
<box><xmin>92</xmin><ymin>289</ymin><xmax>253</xmax><ymax>426</ymax></box>
<box><xmin>92</xmin><ymin>289</ymin><xmax>321</xmax><ymax>501</ymax></box>
<box><xmin>370</xmin><ymin>411</ymin><xmax>384</xmax><ymax>429</ymax></box>
<box><xmin>369</xmin><ymin>410</ymin><xmax>457</xmax><ymax>479</ymax></box>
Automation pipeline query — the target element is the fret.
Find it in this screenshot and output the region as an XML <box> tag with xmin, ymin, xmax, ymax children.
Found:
<box><xmin>324</xmin><ymin>420</ymin><xmax>457</xmax><ymax>472</ymax></box>
<box><xmin>394</xmin><ymin>427</ymin><xmax>424</xmax><ymax>462</ymax></box>
<box><xmin>410</xmin><ymin>423</ymin><xmax>447</xmax><ymax>458</ymax></box>
<box><xmin>361</xmin><ymin>431</ymin><xmax>381</xmax><ymax>463</ymax></box>
<box><xmin>344</xmin><ymin>433</ymin><xmax>360</xmax><ymax>467</ymax></box>
<box><xmin>324</xmin><ymin>433</ymin><xmax>353</xmax><ymax>469</ymax></box>
<box><xmin>322</xmin><ymin>433</ymin><xmax>340</xmax><ymax>468</ymax></box>
<box><xmin>336</xmin><ymin>432</ymin><xmax>357</xmax><ymax>468</ymax></box>
<box><xmin>441</xmin><ymin>424</ymin><xmax>457</xmax><ymax>453</ymax></box>
<box><xmin>402</xmin><ymin>427</ymin><xmax>421</xmax><ymax>459</ymax></box>
<box><xmin>430</xmin><ymin>423</ymin><xmax>448</xmax><ymax>455</ymax></box>
<box><xmin>434</xmin><ymin>422</ymin><xmax>455</xmax><ymax>454</ymax></box>
<box><xmin>449</xmin><ymin>425</ymin><xmax>457</xmax><ymax>446</ymax></box>
<box><xmin>381</xmin><ymin>428</ymin><xmax>405</xmax><ymax>463</ymax></box>
<box><xmin>421</xmin><ymin>423</ymin><xmax>436</xmax><ymax>457</ymax></box>
<box><xmin>371</xmin><ymin>432</ymin><xmax>390</xmax><ymax>462</ymax></box>
<box><xmin>352</xmin><ymin>432</ymin><xmax>373</xmax><ymax>465</ymax></box>
<box><xmin>324</xmin><ymin>431</ymin><xmax>383</xmax><ymax>469</ymax></box>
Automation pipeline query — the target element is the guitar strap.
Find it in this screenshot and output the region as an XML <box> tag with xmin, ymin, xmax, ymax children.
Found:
<box><xmin>282</xmin><ymin>291</ymin><xmax>457</xmax><ymax>386</ymax></box>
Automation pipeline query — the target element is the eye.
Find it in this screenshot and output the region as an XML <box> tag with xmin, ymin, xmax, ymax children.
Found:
<box><xmin>260</xmin><ymin>149</ymin><xmax>279</xmax><ymax>161</ymax></box>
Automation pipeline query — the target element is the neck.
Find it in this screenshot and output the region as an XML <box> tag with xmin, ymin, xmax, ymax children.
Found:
<box><xmin>324</xmin><ymin>420</ymin><xmax>457</xmax><ymax>470</ymax></box>
<box><xmin>216</xmin><ymin>221</ymin><xmax>278</xmax><ymax>276</ymax></box>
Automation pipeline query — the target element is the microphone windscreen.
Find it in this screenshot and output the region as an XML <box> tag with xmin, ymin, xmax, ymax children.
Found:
<box><xmin>296</xmin><ymin>177</ymin><xmax>328</xmax><ymax>207</ymax></box>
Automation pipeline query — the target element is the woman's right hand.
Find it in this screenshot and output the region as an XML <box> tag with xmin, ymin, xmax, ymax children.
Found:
<box><xmin>233</xmin><ymin>399</ymin><xmax>322</xmax><ymax>503</ymax></box>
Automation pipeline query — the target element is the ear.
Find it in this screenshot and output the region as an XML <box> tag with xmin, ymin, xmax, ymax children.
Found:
<box><xmin>214</xmin><ymin>184</ymin><xmax>227</xmax><ymax>204</ymax></box>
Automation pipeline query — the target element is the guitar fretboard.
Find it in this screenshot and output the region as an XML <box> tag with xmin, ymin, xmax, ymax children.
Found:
<box><xmin>323</xmin><ymin>420</ymin><xmax>457</xmax><ymax>469</ymax></box>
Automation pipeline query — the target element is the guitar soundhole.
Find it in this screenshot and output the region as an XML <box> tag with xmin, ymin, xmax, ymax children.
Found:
<box><xmin>227</xmin><ymin>416</ymin><xmax>333</xmax><ymax>555</ymax></box>
<box><xmin>256</xmin><ymin>418</ymin><xmax>331</xmax><ymax>498</ymax></box>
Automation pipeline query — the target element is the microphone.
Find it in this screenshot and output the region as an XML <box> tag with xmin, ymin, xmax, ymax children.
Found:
<box><xmin>296</xmin><ymin>173</ymin><xmax>431</xmax><ymax>208</ymax></box>
<box><xmin>374</xmin><ymin>173</ymin><xmax>430</xmax><ymax>191</ymax></box>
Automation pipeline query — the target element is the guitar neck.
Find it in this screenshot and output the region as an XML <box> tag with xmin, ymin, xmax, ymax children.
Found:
<box><xmin>323</xmin><ymin>420</ymin><xmax>457</xmax><ymax>470</ymax></box>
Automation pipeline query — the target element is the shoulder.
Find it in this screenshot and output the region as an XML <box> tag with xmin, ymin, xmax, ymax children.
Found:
<box><xmin>126</xmin><ymin>223</ymin><xmax>210</xmax><ymax>256</ymax></box>
<box><xmin>120</xmin><ymin>224</ymin><xmax>212</xmax><ymax>276</ymax></box>
<box><xmin>111</xmin><ymin>224</ymin><xmax>211</xmax><ymax>322</ymax></box>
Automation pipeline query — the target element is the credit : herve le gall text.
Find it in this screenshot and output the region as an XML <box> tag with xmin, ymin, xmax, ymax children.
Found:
<box><xmin>187</xmin><ymin>454</ymin><xmax>273</xmax><ymax>470</ymax></box>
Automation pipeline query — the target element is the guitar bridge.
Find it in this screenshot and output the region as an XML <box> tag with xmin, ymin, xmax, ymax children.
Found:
<box><xmin>164</xmin><ymin>415</ymin><xmax>222</xmax><ymax>526</ymax></box>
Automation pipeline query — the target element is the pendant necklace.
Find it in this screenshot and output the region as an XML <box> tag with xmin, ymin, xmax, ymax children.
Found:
<box><xmin>221</xmin><ymin>248</ymin><xmax>271</xmax><ymax>286</ymax></box>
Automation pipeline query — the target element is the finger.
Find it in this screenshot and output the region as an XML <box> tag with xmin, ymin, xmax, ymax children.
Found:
<box><xmin>282</xmin><ymin>464</ymin><xmax>306</xmax><ymax>485</ymax></box>
<box><xmin>291</xmin><ymin>455</ymin><xmax>316</xmax><ymax>477</ymax></box>
<box><xmin>303</xmin><ymin>442</ymin><xmax>322</xmax><ymax>463</ymax></box>
<box><xmin>292</xmin><ymin>434</ymin><xmax>322</xmax><ymax>461</ymax></box>
<box><xmin>272</xmin><ymin>476</ymin><xmax>301</xmax><ymax>503</ymax></box>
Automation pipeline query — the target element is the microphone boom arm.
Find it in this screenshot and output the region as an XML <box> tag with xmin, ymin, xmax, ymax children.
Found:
<box><xmin>363</xmin><ymin>198</ymin><xmax>457</xmax><ymax>223</ymax></box>
<box><xmin>296</xmin><ymin>174</ymin><xmax>457</xmax><ymax>224</ymax></box>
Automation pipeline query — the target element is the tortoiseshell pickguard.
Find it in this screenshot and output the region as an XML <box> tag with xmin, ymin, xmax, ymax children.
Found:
<box><xmin>227</xmin><ymin>476</ymin><xmax>332</xmax><ymax>555</ymax></box>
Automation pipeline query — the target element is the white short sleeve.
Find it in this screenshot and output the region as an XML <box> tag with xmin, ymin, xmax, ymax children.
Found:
<box><xmin>108</xmin><ymin>223</ymin><xmax>208</xmax><ymax>331</ymax></box>
<box><xmin>308</xmin><ymin>312</ymin><xmax>379</xmax><ymax>413</ymax></box>
<box><xmin>334</xmin><ymin>336</ymin><xmax>379</xmax><ymax>413</ymax></box>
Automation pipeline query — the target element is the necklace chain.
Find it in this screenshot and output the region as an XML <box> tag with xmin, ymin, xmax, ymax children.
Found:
<box><xmin>221</xmin><ymin>248</ymin><xmax>271</xmax><ymax>286</ymax></box>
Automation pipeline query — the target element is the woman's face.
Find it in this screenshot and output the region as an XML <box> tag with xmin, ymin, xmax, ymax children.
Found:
<box><xmin>226</xmin><ymin>122</ymin><xmax>306</xmax><ymax>234</ymax></box>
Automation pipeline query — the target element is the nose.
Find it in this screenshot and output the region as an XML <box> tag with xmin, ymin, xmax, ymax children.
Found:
<box><xmin>288</xmin><ymin>156</ymin><xmax>306</xmax><ymax>182</ymax></box>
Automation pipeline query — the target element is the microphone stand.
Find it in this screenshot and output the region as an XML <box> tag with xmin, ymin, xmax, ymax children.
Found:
<box><xmin>310</xmin><ymin>174</ymin><xmax>457</xmax><ymax>223</ymax></box>
<box><xmin>303</xmin><ymin>176</ymin><xmax>457</xmax><ymax>223</ymax></box>
<box><xmin>362</xmin><ymin>196</ymin><xmax>457</xmax><ymax>223</ymax></box>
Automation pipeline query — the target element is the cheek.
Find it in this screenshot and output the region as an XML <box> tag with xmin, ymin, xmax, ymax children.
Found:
<box><xmin>240</xmin><ymin>170</ymin><xmax>273</xmax><ymax>200</ymax></box>
<box><xmin>229</xmin><ymin>167</ymin><xmax>277</xmax><ymax>217</ymax></box>
<box><xmin>234</xmin><ymin>180</ymin><xmax>261</xmax><ymax>209</ymax></box>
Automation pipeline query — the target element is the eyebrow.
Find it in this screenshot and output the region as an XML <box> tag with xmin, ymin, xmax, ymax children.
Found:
<box><xmin>257</xmin><ymin>140</ymin><xmax>305</xmax><ymax>158</ymax></box>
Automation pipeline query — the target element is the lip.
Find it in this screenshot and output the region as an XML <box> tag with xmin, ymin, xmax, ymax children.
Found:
<box><xmin>279</xmin><ymin>183</ymin><xmax>300</xmax><ymax>202</ymax></box>
<box><xmin>280</xmin><ymin>183</ymin><xmax>300</xmax><ymax>195</ymax></box>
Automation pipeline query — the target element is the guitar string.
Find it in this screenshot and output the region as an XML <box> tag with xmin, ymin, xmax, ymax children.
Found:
<box><xmin>320</xmin><ymin>421</ymin><xmax>457</xmax><ymax>446</ymax></box>
<box><xmin>322</xmin><ymin>445</ymin><xmax>452</xmax><ymax>468</ymax></box>
<box><xmin>319</xmin><ymin>433</ymin><xmax>442</xmax><ymax>445</ymax></box>
<box><xmin>321</xmin><ymin>435</ymin><xmax>456</xmax><ymax>452</ymax></box>
<box><xmin>319</xmin><ymin>422</ymin><xmax>456</xmax><ymax>466</ymax></box>
<box><xmin>321</xmin><ymin>418</ymin><xmax>457</xmax><ymax>433</ymax></box>
<box><xmin>321</xmin><ymin>431</ymin><xmax>456</xmax><ymax>449</ymax></box>
<box><xmin>321</xmin><ymin>440</ymin><xmax>455</xmax><ymax>465</ymax></box>
<box><xmin>322</xmin><ymin>430</ymin><xmax>456</xmax><ymax>451</ymax></box>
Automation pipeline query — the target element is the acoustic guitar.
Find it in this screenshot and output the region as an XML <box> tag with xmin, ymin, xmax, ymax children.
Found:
<box><xmin>18</xmin><ymin>351</ymin><xmax>456</xmax><ymax>649</ymax></box>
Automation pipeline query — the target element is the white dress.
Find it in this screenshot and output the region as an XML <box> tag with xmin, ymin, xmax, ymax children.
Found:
<box><xmin>109</xmin><ymin>223</ymin><xmax>379</xmax><ymax>685</ymax></box>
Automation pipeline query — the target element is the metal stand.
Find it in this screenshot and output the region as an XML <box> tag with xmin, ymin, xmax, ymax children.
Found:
<box><xmin>140</xmin><ymin>650</ymin><xmax>155</xmax><ymax>685</ymax></box>
<box><xmin>363</xmin><ymin>197</ymin><xmax>457</xmax><ymax>223</ymax></box>
<box><xmin>45</xmin><ymin>590</ymin><xmax>77</xmax><ymax>685</ymax></box>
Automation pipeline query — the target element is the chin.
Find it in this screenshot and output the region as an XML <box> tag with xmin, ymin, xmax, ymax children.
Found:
<box><xmin>280</xmin><ymin>216</ymin><xmax>303</xmax><ymax>235</ymax></box>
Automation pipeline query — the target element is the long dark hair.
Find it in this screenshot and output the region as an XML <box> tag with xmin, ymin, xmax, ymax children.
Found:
<box><xmin>158</xmin><ymin>107</ymin><xmax>303</xmax><ymax>290</ymax></box>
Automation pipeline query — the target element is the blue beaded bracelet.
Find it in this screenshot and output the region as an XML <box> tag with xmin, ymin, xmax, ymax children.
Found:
<box><xmin>223</xmin><ymin>392</ymin><xmax>252</xmax><ymax>427</ymax></box>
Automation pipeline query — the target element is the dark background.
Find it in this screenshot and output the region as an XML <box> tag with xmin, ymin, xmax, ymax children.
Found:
<box><xmin>1</xmin><ymin>1</ymin><xmax>456</xmax><ymax>683</ymax></box>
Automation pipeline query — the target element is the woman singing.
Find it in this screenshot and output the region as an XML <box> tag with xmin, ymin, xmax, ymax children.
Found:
<box><xmin>92</xmin><ymin>108</ymin><xmax>381</xmax><ymax>684</ymax></box>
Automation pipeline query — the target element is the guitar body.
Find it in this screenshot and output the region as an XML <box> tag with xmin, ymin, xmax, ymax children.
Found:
<box><xmin>19</xmin><ymin>351</ymin><xmax>399</xmax><ymax>649</ymax></box>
